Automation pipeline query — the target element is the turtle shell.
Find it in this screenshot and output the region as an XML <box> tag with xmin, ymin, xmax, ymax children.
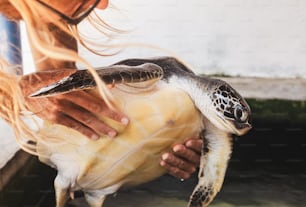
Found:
<box><xmin>37</xmin><ymin>83</ymin><xmax>203</xmax><ymax>191</ymax></box>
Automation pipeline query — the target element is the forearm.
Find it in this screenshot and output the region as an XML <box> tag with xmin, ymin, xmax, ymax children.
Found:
<box><xmin>29</xmin><ymin>23</ymin><xmax>77</xmax><ymax>71</ymax></box>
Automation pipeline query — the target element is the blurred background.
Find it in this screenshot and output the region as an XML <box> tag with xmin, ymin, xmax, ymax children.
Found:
<box><xmin>0</xmin><ymin>0</ymin><xmax>306</xmax><ymax>206</ymax></box>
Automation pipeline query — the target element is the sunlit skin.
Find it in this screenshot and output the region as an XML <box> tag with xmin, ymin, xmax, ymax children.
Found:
<box><xmin>22</xmin><ymin>0</ymin><xmax>202</xmax><ymax>180</ymax></box>
<box><xmin>161</xmin><ymin>138</ymin><xmax>202</xmax><ymax>180</ymax></box>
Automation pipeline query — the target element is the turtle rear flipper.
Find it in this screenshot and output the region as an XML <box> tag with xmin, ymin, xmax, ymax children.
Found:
<box><xmin>29</xmin><ymin>63</ymin><xmax>163</xmax><ymax>97</ymax></box>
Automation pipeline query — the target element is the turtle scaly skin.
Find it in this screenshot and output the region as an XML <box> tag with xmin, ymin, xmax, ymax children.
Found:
<box><xmin>25</xmin><ymin>57</ymin><xmax>251</xmax><ymax>207</ymax></box>
<box><xmin>30</xmin><ymin>64</ymin><xmax>164</xmax><ymax>97</ymax></box>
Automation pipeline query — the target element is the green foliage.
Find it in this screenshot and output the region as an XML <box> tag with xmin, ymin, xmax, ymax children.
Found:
<box><xmin>247</xmin><ymin>99</ymin><xmax>306</xmax><ymax>125</ymax></box>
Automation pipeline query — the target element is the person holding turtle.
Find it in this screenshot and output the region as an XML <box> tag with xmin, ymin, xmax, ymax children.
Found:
<box><xmin>0</xmin><ymin>0</ymin><xmax>202</xmax><ymax>180</ymax></box>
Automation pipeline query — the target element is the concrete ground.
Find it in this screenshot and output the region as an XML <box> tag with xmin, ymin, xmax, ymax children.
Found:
<box><xmin>218</xmin><ymin>77</ymin><xmax>306</xmax><ymax>101</ymax></box>
<box><xmin>68</xmin><ymin>166</ymin><xmax>306</xmax><ymax>207</ymax></box>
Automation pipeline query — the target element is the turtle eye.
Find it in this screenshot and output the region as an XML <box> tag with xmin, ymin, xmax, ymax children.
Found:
<box><xmin>234</xmin><ymin>105</ymin><xmax>248</xmax><ymax>122</ymax></box>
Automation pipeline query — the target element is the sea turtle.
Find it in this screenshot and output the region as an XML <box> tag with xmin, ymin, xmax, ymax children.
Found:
<box><xmin>23</xmin><ymin>57</ymin><xmax>252</xmax><ymax>207</ymax></box>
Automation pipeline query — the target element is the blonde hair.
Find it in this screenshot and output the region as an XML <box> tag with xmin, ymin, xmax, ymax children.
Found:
<box><xmin>0</xmin><ymin>0</ymin><xmax>118</xmax><ymax>153</ymax></box>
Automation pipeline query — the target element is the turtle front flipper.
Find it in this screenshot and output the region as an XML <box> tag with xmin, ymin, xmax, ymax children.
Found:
<box><xmin>113</xmin><ymin>56</ymin><xmax>195</xmax><ymax>74</ymax></box>
<box><xmin>188</xmin><ymin>127</ymin><xmax>233</xmax><ymax>207</ymax></box>
<box><xmin>29</xmin><ymin>63</ymin><xmax>163</xmax><ymax>97</ymax></box>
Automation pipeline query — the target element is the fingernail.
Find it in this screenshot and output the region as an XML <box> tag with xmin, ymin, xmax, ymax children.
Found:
<box><xmin>121</xmin><ymin>117</ymin><xmax>129</xmax><ymax>125</ymax></box>
<box><xmin>173</xmin><ymin>145</ymin><xmax>184</xmax><ymax>152</ymax></box>
<box><xmin>91</xmin><ymin>134</ymin><xmax>99</xmax><ymax>140</ymax></box>
<box><xmin>108</xmin><ymin>131</ymin><xmax>117</xmax><ymax>138</ymax></box>
<box><xmin>173</xmin><ymin>145</ymin><xmax>179</xmax><ymax>152</ymax></box>
<box><xmin>161</xmin><ymin>153</ymin><xmax>170</xmax><ymax>160</ymax></box>
<box><xmin>160</xmin><ymin>160</ymin><xmax>166</xmax><ymax>166</ymax></box>
<box><xmin>185</xmin><ymin>140</ymin><xmax>193</xmax><ymax>147</ymax></box>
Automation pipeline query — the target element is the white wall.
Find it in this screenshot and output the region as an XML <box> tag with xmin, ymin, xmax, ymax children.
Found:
<box><xmin>76</xmin><ymin>0</ymin><xmax>306</xmax><ymax>78</ymax></box>
<box><xmin>0</xmin><ymin>119</ymin><xmax>19</xmax><ymax>168</ymax></box>
<box><xmin>21</xmin><ymin>0</ymin><xmax>306</xmax><ymax>78</ymax></box>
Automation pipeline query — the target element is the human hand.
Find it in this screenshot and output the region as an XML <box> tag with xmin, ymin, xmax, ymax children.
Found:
<box><xmin>160</xmin><ymin>137</ymin><xmax>203</xmax><ymax>180</ymax></box>
<box><xmin>19</xmin><ymin>69</ymin><xmax>129</xmax><ymax>140</ymax></box>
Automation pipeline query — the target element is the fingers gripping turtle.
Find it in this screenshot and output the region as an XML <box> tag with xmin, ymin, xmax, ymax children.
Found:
<box><xmin>29</xmin><ymin>57</ymin><xmax>251</xmax><ymax>207</ymax></box>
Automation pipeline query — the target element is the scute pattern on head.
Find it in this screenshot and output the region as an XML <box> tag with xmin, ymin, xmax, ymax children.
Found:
<box><xmin>211</xmin><ymin>80</ymin><xmax>250</xmax><ymax>126</ymax></box>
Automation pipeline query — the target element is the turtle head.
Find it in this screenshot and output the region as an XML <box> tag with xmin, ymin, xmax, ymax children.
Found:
<box><xmin>200</xmin><ymin>78</ymin><xmax>252</xmax><ymax>136</ymax></box>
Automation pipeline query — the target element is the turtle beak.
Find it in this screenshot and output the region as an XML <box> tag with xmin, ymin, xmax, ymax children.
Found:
<box><xmin>234</xmin><ymin>121</ymin><xmax>252</xmax><ymax>136</ymax></box>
